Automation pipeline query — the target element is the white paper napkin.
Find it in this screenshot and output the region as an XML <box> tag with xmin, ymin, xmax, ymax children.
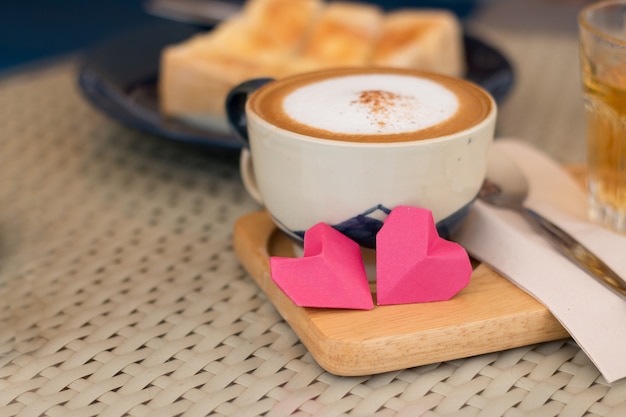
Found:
<box><xmin>454</xmin><ymin>138</ymin><xmax>626</xmax><ymax>383</ymax></box>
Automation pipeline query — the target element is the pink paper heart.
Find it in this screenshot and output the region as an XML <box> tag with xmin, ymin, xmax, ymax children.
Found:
<box><xmin>376</xmin><ymin>206</ymin><xmax>471</xmax><ymax>305</ymax></box>
<box><xmin>270</xmin><ymin>222</ymin><xmax>374</xmax><ymax>310</ymax></box>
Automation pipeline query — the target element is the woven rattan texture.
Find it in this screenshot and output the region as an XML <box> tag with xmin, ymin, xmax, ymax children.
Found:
<box><xmin>467</xmin><ymin>0</ymin><xmax>587</xmax><ymax>165</ymax></box>
<box><xmin>0</xmin><ymin>21</ymin><xmax>624</xmax><ymax>417</ymax></box>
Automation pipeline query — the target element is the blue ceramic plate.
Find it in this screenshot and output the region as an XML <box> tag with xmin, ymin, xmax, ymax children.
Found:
<box><xmin>78</xmin><ymin>20</ymin><xmax>514</xmax><ymax>155</ymax></box>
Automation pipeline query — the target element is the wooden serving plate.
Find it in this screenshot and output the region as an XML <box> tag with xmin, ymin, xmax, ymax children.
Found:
<box><xmin>233</xmin><ymin>165</ymin><xmax>585</xmax><ymax>375</ymax></box>
<box><xmin>233</xmin><ymin>211</ymin><xmax>571</xmax><ymax>376</ymax></box>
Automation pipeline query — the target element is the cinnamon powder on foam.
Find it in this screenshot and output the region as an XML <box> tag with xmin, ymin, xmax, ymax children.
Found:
<box><xmin>352</xmin><ymin>90</ymin><xmax>415</xmax><ymax>129</ymax></box>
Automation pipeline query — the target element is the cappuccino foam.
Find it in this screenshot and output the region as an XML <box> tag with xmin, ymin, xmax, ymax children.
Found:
<box><xmin>249</xmin><ymin>68</ymin><xmax>492</xmax><ymax>143</ymax></box>
<box><xmin>283</xmin><ymin>74</ymin><xmax>459</xmax><ymax>135</ymax></box>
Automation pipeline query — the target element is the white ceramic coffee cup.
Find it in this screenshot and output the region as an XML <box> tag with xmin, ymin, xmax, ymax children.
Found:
<box><xmin>226</xmin><ymin>68</ymin><xmax>497</xmax><ymax>248</ymax></box>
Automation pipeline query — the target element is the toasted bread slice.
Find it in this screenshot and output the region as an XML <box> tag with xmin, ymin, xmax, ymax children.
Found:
<box><xmin>159</xmin><ymin>0</ymin><xmax>325</xmax><ymax>131</ymax></box>
<box><xmin>284</xmin><ymin>1</ymin><xmax>383</xmax><ymax>74</ymax></box>
<box><xmin>242</xmin><ymin>0</ymin><xmax>325</xmax><ymax>55</ymax></box>
<box><xmin>159</xmin><ymin>19</ymin><xmax>286</xmax><ymax>133</ymax></box>
<box><xmin>159</xmin><ymin>0</ymin><xmax>467</xmax><ymax>132</ymax></box>
<box><xmin>372</xmin><ymin>9</ymin><xmax>465</xmax><ymax>77</ymax></box>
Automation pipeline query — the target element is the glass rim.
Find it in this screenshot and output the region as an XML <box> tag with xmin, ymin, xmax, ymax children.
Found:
<box><xmin>579</xmin><ymin>0</ymin><xmax>626</xmax><ymax>48</ymax></box>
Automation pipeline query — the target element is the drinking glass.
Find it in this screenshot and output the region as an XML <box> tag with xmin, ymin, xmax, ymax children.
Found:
<box><xmin>579</xmin><ymin>0</ymin><xmax>626</xmax><ymax>233</ymax></box>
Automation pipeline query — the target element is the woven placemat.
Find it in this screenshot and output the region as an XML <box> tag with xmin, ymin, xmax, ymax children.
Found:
<box><xmin>0</xmin><ymin>14</ymin><xmax>624</xmax><ymax>416</ymax></box>
<box><xmin>467</xmin><ymin>0</ymin><xmax>587</xmax><ymax>165</ymax></box>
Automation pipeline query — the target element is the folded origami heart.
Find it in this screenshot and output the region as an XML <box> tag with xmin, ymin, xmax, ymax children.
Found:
<box><xmin>270</xmin><ymin>222</ymin><xmax>374</xmax><ymax>310</ymax></box>
<box><xmin>376</xmin><ymin>206</ymin><xmax>472</xmax><ymax>305</ymax></box>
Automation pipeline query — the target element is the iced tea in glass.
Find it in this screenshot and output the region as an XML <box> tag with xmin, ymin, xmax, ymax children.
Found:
<box><xmin>579</xmin><ymin>0</ymin><xmax>626</xmax><ymax>232</ymax></box>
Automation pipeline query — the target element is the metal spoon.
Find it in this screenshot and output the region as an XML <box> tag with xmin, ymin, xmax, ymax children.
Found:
<box><xmin>479</xmin><ymin>150</ymin><xmax>626</xmax><ymax>300</ymax></box>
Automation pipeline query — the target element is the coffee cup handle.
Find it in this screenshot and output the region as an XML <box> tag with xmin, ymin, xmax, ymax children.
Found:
<box><xmin>238</xmin><ymin>148</ymin><xmax>263</xmax><ymax>204</ymax></box>
<box><xmin>225</xmin><ymin>77</ymin><xmax>274</xmax><ymax>146</ymax></box>
<box><xmin>225</xmin><ymin>78</ymin><xmax>274</xmax><ymax>205</ymax></box>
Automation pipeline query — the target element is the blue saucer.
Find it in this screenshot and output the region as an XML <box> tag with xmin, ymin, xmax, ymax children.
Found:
<box><xmin>78</xmin><ymin>20</ymin><xmax>514</xmax><ymax>155</ymax></box>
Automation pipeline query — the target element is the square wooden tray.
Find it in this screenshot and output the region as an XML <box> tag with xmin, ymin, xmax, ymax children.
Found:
<box><xmin>233</xmin><ymin>210</ymin><xmax>570</xmax><ymax>376</ymax></box>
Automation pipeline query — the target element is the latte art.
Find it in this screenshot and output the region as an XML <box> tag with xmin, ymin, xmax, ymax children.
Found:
<box><xmin>282</xmin><ymin>74</ymin><xmax>459</xmax><ymax>135</ymax></box>
<box><xmin>249</xmin><ymin>67</ymin><xmax>492</xmax><ymax>143</ymax></box>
